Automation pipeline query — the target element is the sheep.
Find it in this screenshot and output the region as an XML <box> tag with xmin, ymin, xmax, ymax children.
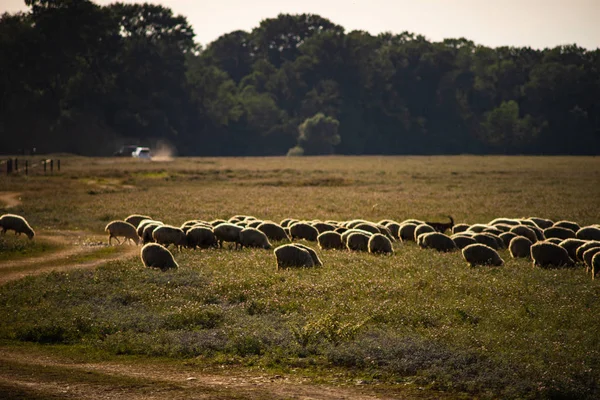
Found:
<box><xmin>528</xmin><ymin>225</ymin><xmax>546</xmax><ymax>241</ymax></box>
<box><xmin>558</xmin><ymin>238</ymin><xmax>588</xmax><ymax>261</ymax></box>
<box><xmin>289</xmin><ymin>222</ymin><xmax>319</xmax><ymax>241</ymax></box>
<box><xmin>576</xmin><ymin>241</ymin><xmax>600</xmax><ymax>262</ymax></box>
<box><xmin>582</xmin><ymin>247</ymin><xmax>600</xmax><ymax>273</ymax></box>
<box><xmin>335</xmin><ymin>227</ymin><xmax>349</xmax><ymax>234</ymax></box>
<box><xmin>346</xmin><ymin>232</ymin><xmax>371</xmax><ymax>252</ymax></box>
<box><xmin>384</xmin><ymin>222</ymin><xmax>401</xmax><ymax>240</ymax></box>
<box><xmin>345</xmin><ymin>219</ymin><xmax>371</xmax><ymax>229</ymax></box>
<box><xmin>451</xmin><ymin>234</ymin><xmax>477</xmax><ymax>250</ymax></box>
<box><xmin>467</xmin><ymin>224</ymin><xmax>491</xmax><ymax>233</ymax></box>
<box><xmin>592</xmin><ymin>252</ymin><xmax>600</xmax><ymax>279</ymax></box>
<box><xmin>247</xmin><ymin>220</ymin><xmax>263</xmax><ymax>228</ymax></box>
<box><xmin>142</xmin><ymin>222</ymin><xmax>163</xmax><ymax>244</ymax></box>
<box><xmin>400</xmin><ymin>219</ymin><xmax>424</xmax><ymax>225</ymax></box>
<box><xmin>213</xmin><ymin>223</ymin><xmax>243</xmax><ymax>249</ymax></box>
<box><xmin>186</xmin><ymin>226</ymin><xmax>217</xmax><ymax>249</ymax></box>
<box><xmin>413</xmin><ymin>224</ymin><xmax>436</xmax><ymax>242</ymax></box>
<box><xmin>280</xmin><ymin>218</ymin><xmax>298</xmax><ymax>228</ymax></box>
<box><xmin>419</xmin><ymin>232</ymin><xmax>458</xmax><ymax>252</ymax></box>
<box><xmin>530</xmin><ymin>242</ymin><xmax>574</xmax><ymax>268</ymax></box>
<box><xmin>125</xmin><ymin>214</ymin><xmax>152</xmax><ymax>228</ymax></box>
<box><xmin>519</xmin><ymin>220</ymin><xmax>538</xmax><ymax>228</ymax></box>
<box><xmin>378</xmin><ymin>219</ymin><xmax>395</xmax><ymax>226</ymax></box>
<box><xmin>274</xmin><ymin>244</ymin><xmax>315</xmax><ymax>269</ymax></box>
<box><xmin>256</xmin><ymin>222</ymin><xmax>289</xmax><ymax>241</ymax></box>
<box><xmin>482</xmin><ymin>227</ymin><xmax>504</xmax><ymax>236</ymax></box>
<box><xmin>489</xmin><ymin>217</ymin><xmax>521</xmax><ymax>226</ymax></box>
<box><xmin>576</xmin><ymin>226</ymin><xmax>600</xmax><ymax>241</ymax></box>
<box><xmin>399</xmin><ymin>223</ymin><xmax>418</xmax><ymax>242</ymax></box>
<box><xmin>553</xmin><ymin>220</ymin><xmax>581</xmax><ymax>233</ymax></box>
<box><xmin>341</xmin><ymin>228</ymin><xmax>373</xmax><ymax>244</ymax></box>
<box><xmin>140</xmin><ymin>243</ymin><xmax>178</xmax><ymax>271</ymax></box>
<box><xmin>293</xmin><ymin>243</ymin><xmax>323</xmax><ymax>266</ymax></box>
<box><xmin>152</xmin><ymin>225</ymin><xmax>187</xmax><ymax>250</ymax></box>
<box><xmin>317</xmin><ymin>231</ymin><xmax>345</xmax><ymax>250</ymax></box>
<box><xmin>499</xmin><ymin>232</ymin><xmax>518</xmax><ymax>248</ymax></box>
<box><xmin>105</xmin><ymin>220</ymin><xmax>139</xmax><ymax>245</ymax></box>
<box><xmin>510</xmin><ymin>225</ymin><xmax>538</xmax><ymax>244</ymax></box>
<box><xmin>353</xmin><ymin>222</ymin><xmax>381</xmax><ymax>235</ymax></box>
<box><xmin>210</xmin><ymin>219</ymin><xmax>228</xmax><ymax>227</ymax></box>
<box><xmin>509</xmin><ymin>236</ymin><xmax>533</xmax><ymax>259</ymax></box>
<box><xmin>137</xmin><ymin>219</ymin><xmax>163</xmax><ymax>237</ymax></box>
<box><xmin>462</xmin><ymin>244</ymin><xmax>504</xmax><ymax>267</ymax></box>
<box><xmin>312</xmin><ymin>222</ymin><xmax>337</xmax><ymax>233</ymax></box>
<box><xmin>544</xmin><ymin>238</ymin><xmax>563</xmax><ymax>245</ymax></box>
<box><xmin>492</xmin><ymin>224</ymin><xmax>513</xmax><ymax>233</ymax></box>
<box><xmin>452</xmin><ymin>224</ymin><xmax>470</xmax><ymax>234</ymax></box>
<box><xmin>368</xmin><ymin>233</ymin><xmax>394</xmax><ymax>255</ymax></box>
<box><xmin>239</xmin><ymin>227</ymin><xmax>272</xmax><ymax>249</ymax></box>
<box><xmin>544</xmin><ymin>226</ymin><xmax>576</xmax><ymax>240</ymax></box>
<box><xmin>473</xmin><ymin>233</ymin><xmax>503</xmax><ymax>250</ymax></box>
<box><xmin>526</xmin><ymin>217</ymin><xmax>554</xmax><ymax>230</ymax></box>
<box><xmin>0</xmin><ymin>213</ymin><xmax>35</xmax><ymax>239</ymax></box>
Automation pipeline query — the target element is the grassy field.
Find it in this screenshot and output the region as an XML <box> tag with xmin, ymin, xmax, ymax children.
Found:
<box><xmin>1</xmin><ymin>155</ymin><xmax>600</xmax><ymax>399</ymax></box>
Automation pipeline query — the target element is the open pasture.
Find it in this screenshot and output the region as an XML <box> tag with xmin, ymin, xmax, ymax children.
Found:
<box><xmin>1</xmin><ymin>155</ymin><xmax>600</xmax><ymax>399</ymax></box>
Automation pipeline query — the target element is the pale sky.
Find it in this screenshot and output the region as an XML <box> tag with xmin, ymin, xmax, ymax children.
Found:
<box><xmin>2</xmin><ymin>0</ymin><xmax>599</xmax><ymax>50</ymax></box>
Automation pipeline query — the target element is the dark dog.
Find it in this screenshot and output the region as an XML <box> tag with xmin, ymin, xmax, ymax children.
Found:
<box><xmin>425</xmin><ymin>216</ymin><xmax>454</xmax><ymax>233</ymax></box>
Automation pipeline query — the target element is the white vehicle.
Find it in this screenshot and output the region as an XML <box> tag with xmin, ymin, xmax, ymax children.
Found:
<box><xmin>132</xmin><ymin>147</ymin><xmax>152</xmax><ymax>159</ymax></box>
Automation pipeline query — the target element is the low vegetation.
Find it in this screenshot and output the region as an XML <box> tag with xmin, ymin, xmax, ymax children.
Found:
<box><xmin>1</xmin><ymin>155</ymin><xmax>600</xmax><ymax>399</ymax></box>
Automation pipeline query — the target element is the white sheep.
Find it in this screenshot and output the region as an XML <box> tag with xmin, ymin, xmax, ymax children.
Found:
<box><xmin>0</xmin><ymin>213</ymin><xmax>35</xmax><ymax>239</ymax></box>
<box><xmin>413</xmin><ymin>224</ymin><xmax>435</xmax><ymax>242</ymax></box>
<box><xmin>257</xmin><ymin>222</ymin><xmax>290</xmax><ymax>241</ymax></box>
<box><xmin>509</xmin><ymin>236</ymin><xmax>532</xmax><ymax>259</ymax></box>
<box><xmin>489</xmin><ymin>217</ymin><xmax>521</xmax><ymax>226</ymax></box>
<box><xmin>530</xmin><ymin>242</ymin><xmax>574</xmax><ymax>268</ymax></box>
<box><xmin>452</xmin><ymin>223</ymin><xmax>470</xmax><ymax>234</ymax></box>
<box><xmin>591</xmin><ymin>252</ymin><xmax>600</xmax><ymax>279</ymax></box>
<box><xmin>152</xmin><ymin>225</ymin><xmax>187</xmax><ymax>250</ymax></box>
<box><xmin>213</xmin><ymin>223</ymin><xmax>243</xmax><ymax>248</ymax></box>
<box><xmin>544</xmin><ymin>226</ymin><xmax>576</xmax><ymax>240</ymax></box>
<box><xmin>583</xmin><ymin>247</ymin><xmax>600</xmax><ymax>272</ymax></box>
<box><xmin>499</xmin><ymin>232</ymin><xmax>518</xmax><ymax>248</ymax></box>
<box><xmin>239</xmin><ymin>227</ymin><xmax>272</xmax><ymax>249</ymax></box>
<box><xmin>274</xmin><ymin>244</ymin><xmax>315</xmax><ymax>269</ymax></box>
<box><xmin>575</xmin><ymin>241</ymin><xmax>600</xmax><ymax>262</ymax></box>
<box><xmin>473</xmin><ymin>233</ymin><xmax>503</xmax><ymax>250</ymax></box>
<box><xmin>418</xmin><ymin>232</ymin><xmax>457</xmax><ymax>252</ymax></box>
<box><xmin>398</xmin><ymin>223</ymin><xmax>418</xmax><ymax>242</ymax></box>
<box><xmin>289</xmin><ymin>222</ymin><xmax>319</xmax><ymax>241</ymax></box>
<box><xmin>553</xmin><ymin>220</ymin><xmax>581</xmax><ymax>233</ymax></box>
<box><xmin>293</xmin><ymin>243</ymin><xmax>323</xmax><ymax>266</ymax></box>
<box><xmin>526</xmin><ymin>217</ymin><xmax>554</xmax><ymax>229</ymax></box>
<box><xmin>451</xmin><ymin>234</ymin><xmax>477</xmax><ymax>250</ymax></box>
<box><xmin>317</xmin><ymin>231</ymin><xmax>345</xmax><ymax>250</ymax></box>
<box><xmin>140</xmin><ymin>243</ymin><xmax>178</xmax><ymax>271</ymax></box>
<box><xmin>368</xmin><ymin>233</ymin><xmax>394</xmax><ymax>255</ymax></box>
<box><xmin>142</xmin><ymin>222</ymin><xmax>163</xmax><ymax>244</ymax></box>
<box><xmin>125</xmin><ymin>214</ymin><xmax>152</xmax><ymax>228</ymax></box>
<box><xmin>312</xmin><ymin>221</ymin><xmax>337</xmax><ymax>233</ymax></box>
<box><xmin>576</xmin><ymin>226</ymin><xmax>600</xmax><ymax>241</ymax></box>
<box><xmin>186</xmin><ymin>226</ymin><xmax>217</xmax><ymax>249</ymax></box>
<box><xmin>509</xmin><ymin>225</ymin><xmax>538</xmax><ymax>243</ymax></box>
<box><xmin>558</xmin><ymin>238</ymin><xmax>588</xmax><ymax>261</ymax></box>
<box><xmin>462</xmin><ymin>244</ymin><xmax>504</xmax><ymax>267</ymax></box>
<box><xmin>346</xmin><ymin>232</ymin><xmax>371</xmax><ymax>252</ymax></box>
<box><xmin>105</xmin><ymin>220</ymin><xmax>139</xmax><ymax>245</ymax></box>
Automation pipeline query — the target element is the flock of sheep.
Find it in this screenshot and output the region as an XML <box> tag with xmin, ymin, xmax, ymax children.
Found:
<box><xmin>2</xmin><ymin>211</ymin><xmax>600</xmax><ymax>279</ymax></box>
<box><xmin>101</xmin><ymin>213</ymin><xmax>600</xmax><ymax>278</ymax></box>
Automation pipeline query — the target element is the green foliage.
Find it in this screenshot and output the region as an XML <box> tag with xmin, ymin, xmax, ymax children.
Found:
<box><xmin>293</xmin><ymin>113</ymin><xmax>341</xmax><ymax>155</ymax></box>
<box><xmin>480</xmin><ymin>100</ymin><xmax>541</xmax><ymax>151</ymax></box>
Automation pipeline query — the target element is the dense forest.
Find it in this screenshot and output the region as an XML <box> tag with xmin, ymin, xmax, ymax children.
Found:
<box><xmin>1</xmin><ymin>0</ymin><xmax>598</xmax><ymax>156</ymax></box>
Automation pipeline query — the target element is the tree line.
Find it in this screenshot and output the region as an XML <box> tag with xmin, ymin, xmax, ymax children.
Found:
<box><xmin>1</xmin><ymin>0</ymin><xmax>598</xmax><ymax>156</ymax></box>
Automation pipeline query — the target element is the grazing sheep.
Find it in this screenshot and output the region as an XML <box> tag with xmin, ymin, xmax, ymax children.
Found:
<box><xmin>317</xmin><ymin>231</ymin><xmax>345</xmax><ymax>250</ymax></box>
<box><xmin>530</xmin><ymin>242</ymin><xmax>574</xmax><ymax>268</ymax></box>
<box><xmin>544</xmin><ymin>238</ymin><xmax>563</xmax><ymax>245</ymax></box>
<box><xmin>152</xmin><ymin>225</ymin><xmax>187</xmax><ymax>250</ymax></box>
<box><xmin>335</xmin><ymin>227</ymin><xmax>349</xmax><ymax>234</ymax></box>
<box><xmin>519</xmin><ymin>220</ymin><xmax>538</xmax><ymax>228</ymax></box>
<box><xmin>384</xmin><ymin>222</ymin><xmax>401</xmax><ymax>240</ymax></box>
<box><xmin>186</xmin><ymin>226</ymin><xmax>217</xmax><ymax>249</ymax></box>
<box><xmin>553</xmin><ymin>220</ymin><xmax>581</xmax><ymax>233</ymax></box>
<box><xmin>527</xmin><ymin>217</ymin><xmax>554</xmax><ymax>229</ymax></box>
<box><xmin>499</xmin><ymin>232</ymin><xmax>518</xmax><ymax>248</ymax></box>
<box><xmin>257</xmin><ymin>222</ymin><xmax>290</xmax><ymax>241</ymax></box>
<box><xmin>142</xmin><ymin>222</ymin><xmax>163</xmax><ymax>244</ymax></box>
<box><xmin>473</xmin><ymin>233</ymin><xmax>503</xmax><ymax>250</ymax></box>
<box><xmin>210</xmin><ymin>219</ymin><xmax>228</xmax><ymax>227</ymax></box>
<box><xmin>125</xmin><ymin>214</ymin><xmax>152</xmax><ymax>228</ymax></box>
<box><xmin>529</xmin><ymin>225</ymin><xmax>546</xmax><ymax>241</ymax></box>
<box><xmin>247</xmin><ymin>220</ymin><xmax>263</xmax><ymax>228</ymax></box>
<box><xmin>378</xmin><ymin>219</ymin><xmax>395</xmax><ymax>226</ymax></box>
<box><xmin>290</xmin><ymin>222</ymin><xmax>319</xmax><ymax>241</ymax></box>
<box><xmin>239</xmin><ymin>227</ymin><xmax>272</xmax><ymax>249</ymax></box>
<box><xmin>105</xmin><ymin>220</ymin><xmax>139</xmax><ymax>245</ymax></box>
<box><xmin>509</xmin><ymin>236</ymin><xmax>533</xmax><ymax>259</ymax></box>
<box><xmin>353</xmin><ymin>222</ymin><xmax>381</xmax><ymax>235</ymax></box>
<box><xmin>462</xmin><ymin>244</ymin><xmax>504</xmax><ymax>267</ymax></box>
<box><xmin>180</xmin><ymin>220</ymin><xmax>201</xmax><ymax>232</ymax></box>
<box><xmin>293</xmin><ymin>243</ymin><xmax>322</xmax><ymax>266</ymax></box>
<box><xmin>400</xmin><ymin>219</ymin><xmax>424</xmax><ymax>225</ymax></box>
<box><xmin>451</xmin><ymin>234</ymin><xmax>477</xmax><ymax>250</ymax></box>
<box><xmin>213</xmin><ymin>223</ymin><xmax>243</xmax><ymax>248</ymax></box>
<box><xmin>368</xmin><ymin>233</ymin><xmax>394</xmax><ymax>255</ymax></box>
<box><xmin>274</xmin><ymin>244</ymin><xmax>315</xmax><ymax>269</ymax></box>
<box><xmin>576</xmin><ymin>226</ymin><xmax>600</xmax><ymax>241</ymax></box>
<box><xmin>576</xmin><ymin>241</ymin><xmax>600</xmax><ymax>262</ymax></box>
<box><xmin>558</xmin><ymin>238</ymin><xmax>588</xmax><ymax>261</ymax></box>
<box><xmin>280</xmin><ymin>218</ymin><xmax>298</xmax><ymax>228</ymax></box>
<box><xmin>591</xmin><ymin>252</ymin><xmax>600</xmax><ymax>279</ymax></box>
<box><xmin>452</xmin><ymin>224</ymin><xmax>470</xmax><ymax>234</ymax></box>
<box><xmin>0</xmin><ymin>214</ymin><xmax>35</xmax><ymax>239</ymax></box>
<box><xmin>483</xmin><ymin>227</ymin><xmax>504</xmax><ymax>236</ymax></box>
<box><xmin>544</xmin><ymin>226</ymin><xmax>576</xmax><ymax>240</ymax></box>
<box><xmin>413</xmin><ymin>224</ymin><xmax>436</xmax><ymax>242</ymax></box>
<box><xmin>346</xmin><ymin>232</ymin><xmax>371</xmax><ymax>252</ymax></box>
<box><xmin>510</xmin><ymin>225</ymin><xmax>538</xmax><ymax>243</ymax></box>
<box><xmin>399</xmin><ymin>223</ymin><xmax>418</xmax><ymax>242</ymax></box>
<box><xmin>136</xmin><ymin>219</ymin><xmax>156</xmax><ymax>236</ymax></box>
<box><xmin>312</xmin><ymin>222</ymin><xmax>337</xmax><ymax>233</ymax></box>
<box><xmin>419</xmin><ymin>232</ymin><xmax>458</xmax><ymax>252</ymax></box>
<box><xmin>345</xmin><ymin>219</ymin><xmax>370</xmax><ymax>229</ymax></box>
<box><xmin>489</xmin><ymin>217</ymin><xmax>521</xmax><ymax>226</ymax></box>
<box><xmin>492</xmin><ymin>224</ymin><xmax>513</xmax><ymax>233</ymax></box>
<box><xmin>467</xmin><ymin>224</ymin><xmax>490</xmax><ymax>233</ymax></box>
<box><xmin>140</xmin><ymin>243</ymin><xmax>178</xmax><ymax>271</ymax></box>
<box><xmin>583</xmin><ymin>247</ymin><xmax>600</xmax><ymax>272</ymax></box>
